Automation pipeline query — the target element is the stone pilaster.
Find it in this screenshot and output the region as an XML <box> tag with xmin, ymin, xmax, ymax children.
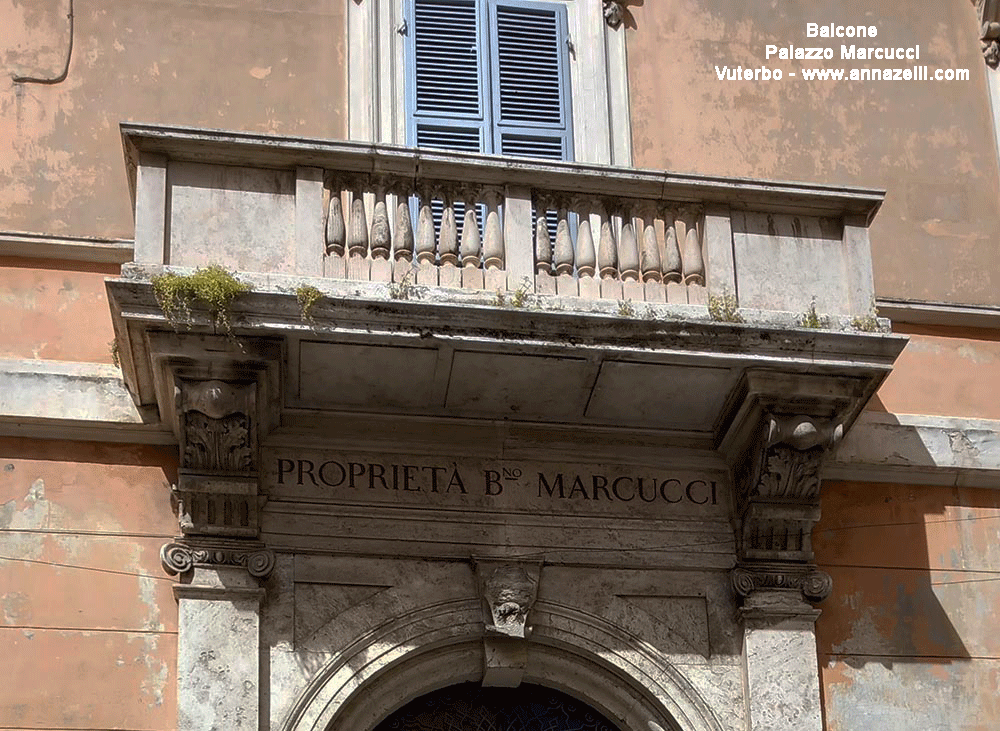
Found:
<box><xmin>174</xmin><ymin>567</ymin><xmax>265</xmax><ymax>730</ymax></box>
<box><xmin>731</xmin><ymin>413</ymin><xmax>841</xmax><ymax>731</ymax></box>
<box><xmin>158</xmin><ymin>370</ymin><xmax>277</xmax><ymax>730</ymax></box>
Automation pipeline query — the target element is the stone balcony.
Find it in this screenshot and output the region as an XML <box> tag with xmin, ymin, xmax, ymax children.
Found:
<box><xmin>109</xmin><ymin>124</ymin><xmax>905</xmax><ymax>454</ymax></box>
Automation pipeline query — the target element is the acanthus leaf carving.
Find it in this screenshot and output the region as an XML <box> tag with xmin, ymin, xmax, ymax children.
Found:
<box><xmin>183</xmin><ymin>410</ymin><xmax>253</xmax><ymax>473</ymax></box>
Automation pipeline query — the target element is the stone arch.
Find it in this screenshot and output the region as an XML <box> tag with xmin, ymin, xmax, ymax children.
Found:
<box><xmin>280</xmin><ymin>598</ymin><xmax>724</xmax><ymax>731</ymax></box>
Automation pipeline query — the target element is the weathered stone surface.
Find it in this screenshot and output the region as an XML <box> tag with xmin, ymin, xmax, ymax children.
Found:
<box><xmin>744</xmin><ymin>615</ymin><xmax>824</xmax><ymax>731</ymax></box>
<box><xmin>176</xmin><ymin>567</ymin><xmax>264</xmax><ymax>731</ymax></box>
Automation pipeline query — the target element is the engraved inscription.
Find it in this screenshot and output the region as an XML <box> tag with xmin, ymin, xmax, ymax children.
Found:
<box><xmin>269</xmin><ymin>453</ymin><xmax>723</xmax><ymax>512</ymax></box>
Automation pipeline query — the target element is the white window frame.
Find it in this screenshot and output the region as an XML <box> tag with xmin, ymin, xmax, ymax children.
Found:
<box><xmin>346</xmin><ymin>0</ymin><xmax>632</xmax><ymax>166</ymax></box>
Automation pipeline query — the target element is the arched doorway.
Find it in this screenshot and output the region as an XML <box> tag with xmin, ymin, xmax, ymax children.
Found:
<box><xmin>374</xmin><ymin>683</ymin><xmax>621</xmax><ymax>731</ymax></box>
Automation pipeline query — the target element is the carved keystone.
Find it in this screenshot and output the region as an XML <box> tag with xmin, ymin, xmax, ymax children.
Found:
<box><xmin>474</xmin><ymin>560</ymin><xmax>541</xmax><ymax>688</ymax></box>
<box><xmin>477</xmin><ymin>562</ymin><xmax>539</xmax><ymax>638</ymax></box>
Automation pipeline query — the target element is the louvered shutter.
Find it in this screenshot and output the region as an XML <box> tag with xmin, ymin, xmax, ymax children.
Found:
<box><xmin>407</xmin><ymin>0</ymin><xmax>489</xmax><ymax>154</ymax></box>
<box><xmin>406</xmin><ymin>0</ymin><xmax>572</xmax><ymax>160</ymax></box>
<box><xmin>488</xmin><ymin>0</ymin><xmax>573</xmax><ymax>161</ymax></box>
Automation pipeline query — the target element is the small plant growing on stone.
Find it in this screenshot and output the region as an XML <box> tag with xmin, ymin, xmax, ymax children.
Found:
<box><xmin>850</xmin><ymin>298</ymin><xmax>883</xmax><ymax>332</ymax></box>
<box><xmin>800</xmin><ymin>297</ymin><xmax>828</xmax><ymax>329</ymax></box>
<box><xmin>295</xmin><ymin>284</ymin><xmax>323</xmax><ymax>323</ymax></box>
<box><xmin>388</xmin><ymin>267</ymin><xmax>416</xmax><ymax>301</ymax></box>
<box><xmin>708</xmin><ymin>292</ymin><xmax>743</xmax><ymax>323</ymax></box>
<box><xmin>109</xmin><ymin>339</ymin><xmax>120</xmax><ymax>368</ymax></box>
<box><xmin>494</xmin><ymin>278</ymin><xmax>531</xmax><ymax>308</ymax></box>
<box><xmin>510</xmin><ymin>278</ymin><xmax>531</xmax><ymax>308</ymax></box>
<box><xmin>151</xmin><ymin>264</ymin><xmax>250</xmax><ymax>335</ymax></box>
<box><xmin>617</xmin><ymin>299</ymin><xmax>636</xmax><ymax>318</ymax></box>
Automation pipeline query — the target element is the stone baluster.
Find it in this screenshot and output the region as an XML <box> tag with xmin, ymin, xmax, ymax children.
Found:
<box><xmin>533</xmin><ymin>195</ymin><xmax>555</xmax><ymax>295</ymax></box>
<box><xmin>415</xmin><ymin>187</ymin><xmax>438</xmax><ymax>285</ymax></box>
<box><xmin>483</xmin><ymin>188</ymin><xmax>505</xmax><ymax>291</ymax></box>
<box><xmin>534</xmin><ymin>195</ymin><xmax>553</xmax><ymax>276</ymax></box>
<box><xmin>618</xmin><ymin>206</ymin><xmax>642</xmax><ymax>302</ymax></box>
<box><xmin>438</xmin><ymin>188</ymin><xmax>460</xmax><ymax>288</ymax></box>
<box><xmin>346</xmin><ymin>188</ymin><xmax>370</xmax><ymax>280</ymax></box>
<box><xmin>553</xmin><ymin>206</ymin><xmax>574</xmax><ymax>276</ymax></box>
<box><xmin>325</xmin><ymin>188</ymin><xmax>346</xmax><ymax>257</ymax></box>
<box><xmin>460</xmin><ymin>187</ymin><xmax>483</xmax><ymax>290</ymax></box>
<box><xmin>681</xmin><ymin>208</ymin><xmax>705</xmax><ymax>285</ymax></box>
<box><xmin>618</xmin><ymin>211</ymin><xmax>640</xmax><ymax>282</ymax></box>
<box><xmin>324</xmin><ymin>185</ymin><xmax>347</xmax><ymax>279</ymax></box>
<box><xmin>438</xmin><ymin>193</ymin><xmax>459</xmax><ymax>267</ymax></box>
<box><xmin>598</xmin><ymin>202</ymin><xmax>623</xmax><ymax>299</ymax></box>
<box><xmin>640</xmin><ymin>205</ymin><xmax>664</xmax><ymax>302</ymax></box>
<box><xmin>369</xmin><ymin>184</ymin><xmax>392</xmax><ymax>283</ymax></box>
<box><xmin>575</xmin><ymin>201</ymin><xmax>599</xmax><ymax>299</ymax></box>
<box><xmin>681</xmin><ymin>207</ymin><xmax>706</xmax><ymax>304</ymax></box>
<box><xmin>393</xmin><ymin>192</ymin><xmax>415</xmax><ymax>285</ymax></box>
<box><xmin>662</xmin><ymin>209</ymin><xmax>684</xmax><ymax>304</ymax></box>
<box><xmin>597</xmin><ymin>203</ymin><xmax>618</xmax><ymax>279</ymax></box>
<box><xmin>553</xmin><ymin>205</ymin><xmax>577</xmax><ymax>296</ymax></box>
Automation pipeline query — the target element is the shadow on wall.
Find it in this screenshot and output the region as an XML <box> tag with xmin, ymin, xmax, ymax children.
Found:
<box><xmin>814</xmin><ymin>478</ymin><xmax>990</xmax><ymax>667</ymax></box>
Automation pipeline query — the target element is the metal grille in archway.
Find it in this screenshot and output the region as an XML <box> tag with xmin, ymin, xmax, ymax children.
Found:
<box><xmin>374</xmin><ymin>683</ymin><xmax>621</xmax><ymax>731</ymax></box>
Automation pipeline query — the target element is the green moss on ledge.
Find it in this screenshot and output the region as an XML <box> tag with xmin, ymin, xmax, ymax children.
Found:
<box><xmin>152</xmin><ymin>265</ymin><xmax>250</xmax><ymax>334</ymax></box>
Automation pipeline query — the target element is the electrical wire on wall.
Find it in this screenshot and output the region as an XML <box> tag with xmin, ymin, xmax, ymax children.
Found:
<box><xmin>12</xmin><ymin>0</ymin><xmax>74</xmax><ymax>85</ymax></box>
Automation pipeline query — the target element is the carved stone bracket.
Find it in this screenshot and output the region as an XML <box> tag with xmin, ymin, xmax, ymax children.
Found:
<box><xmin>161</xmin><ymin>538</ymin><xmax>275</xmax><ymax>579</ymax></box>
<box><xmin>983</xmin><ymin>23</ymin><xmax>1000</xmax><ymax>68</ymax></box>
<box><xmin>474</xmin><ymin>560</ymin><xmax>541</xmax><ymax>688</ymax></box>
<box><xmin>981</xmin><ymin>1</ymin><xmax>1000</xmax><ymax>67</ymax></box>
<box><xmin>603</xmin><ymin>0</ymin><xmax>624</xmax><ymax>29</ymax></box>
<box><xmin>733</xmin><ymin>414</ymin><xmax>842</xmax><ymax>608</ymax></box>
<box><xmin>146</xmin><ymin>337</ymin><xmax>283</xmax><ymax>587</ymax></box>
<box><xmin>173</xmin><ymin>378</ymin><xmax>263</xmax><ymax>540</ymax></box>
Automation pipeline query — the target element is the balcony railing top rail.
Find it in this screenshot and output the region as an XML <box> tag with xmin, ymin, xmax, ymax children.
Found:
<box><xmin>122</xmin><ymin>123</ymin><xmax>884</xmax><ymax>220</ymax></box>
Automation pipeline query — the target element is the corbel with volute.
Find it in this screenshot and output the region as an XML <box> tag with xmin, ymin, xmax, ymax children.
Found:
<box><xmin>155</xmin><ymin>335</ymin><xmax>282</xmax><ymax>585</ymax></box>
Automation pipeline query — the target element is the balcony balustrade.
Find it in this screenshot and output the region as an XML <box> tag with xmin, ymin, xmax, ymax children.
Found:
<box><xmin>123</xmin><ymin>124</ymin><xmax>882</xmax><ymax>322</ymax></box>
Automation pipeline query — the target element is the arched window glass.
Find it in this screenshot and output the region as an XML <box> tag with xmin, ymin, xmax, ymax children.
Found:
<box><xmin>373</xmin><ymin>683</ymin><xmax>621</xmax><ymax>731</ymax></box>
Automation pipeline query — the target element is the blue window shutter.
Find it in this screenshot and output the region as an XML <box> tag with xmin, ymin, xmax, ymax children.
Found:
<box><xmin>487</xmin><ymin>0</ymin><xmax>573</xmax><ymax>162</ymax></box>
<box><xmin>406</xmin><ymin>0</ymin><xmax>489</xmax><ymax>153</ymax></box>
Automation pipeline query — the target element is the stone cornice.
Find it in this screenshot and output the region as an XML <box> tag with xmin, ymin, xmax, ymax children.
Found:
<box><xmin>827</xmin><ymin>411</ymin><xmax>1000</xmax><ymax>488</ymax></box>
<box><xmin>0</xmin><ymin>230</ymin><xmax>134</xmax><ymax>265</ymax></box>
<box><xmin>0</xmin><ymin>357</ymin><xmax>171</xmax><ymax>444</ymax></box>
<box><xmin>876</xmin><ymin>297</ymin><xmax>1000</xmax><ymax>330</ymax></box>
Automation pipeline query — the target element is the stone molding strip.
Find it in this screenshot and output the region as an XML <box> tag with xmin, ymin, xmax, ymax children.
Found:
<box><xmin>877</xmin><ymin>297</ymin><xmax>1000</xmax><ymax>330</ymax></box>
<box><xmin>828</xmin><ymin>411</ymin><xmax>1000</xmax><ymax>488</ymax></box>
<box><xmin>0</xmin><ymin>230</ymin><xmax>134</xmax><ymax>265</ymax></box>
<box><xmin>0</xmin><ymin>358</ymin><xmax>171</xmax><ymax>444</ymax></box>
